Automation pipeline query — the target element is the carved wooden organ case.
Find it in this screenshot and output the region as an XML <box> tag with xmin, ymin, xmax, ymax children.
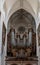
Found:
<box><xmin>7</xmin><ymin>27</ymin><xmax>36</xmax><ymax>57</ymax></box>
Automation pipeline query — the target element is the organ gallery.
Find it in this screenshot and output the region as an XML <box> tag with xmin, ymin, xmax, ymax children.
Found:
<box><xmin>5</xmin><ymin>9</ymin><xmax>38</xmax><ymax>65</ymax></box>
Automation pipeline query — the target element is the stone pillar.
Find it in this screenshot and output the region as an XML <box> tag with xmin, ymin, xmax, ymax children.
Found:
<box><xmin>36</xmin><ymin>16</ymin><xmax>39</xmax><ymax>57</ymax></box>
<box><xmin>4</xmin><ymin>14</ymin><xmax>8</xmax><ymax>65</ymax></box>
<box><xmin>36</xmin><ymin>30</ymin><xmax>39</xmax><ymax>56</ymax></box>
<box><xmin>0</xmin><ymin>12</ymin><xmax>2</xmax><ymax>65</ymax></box>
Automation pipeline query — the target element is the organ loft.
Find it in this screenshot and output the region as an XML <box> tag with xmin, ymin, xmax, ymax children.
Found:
<box><xmin>5</xmin><ymin>9</ymin><xmax>38</xmax><ymax>65</ymax></box>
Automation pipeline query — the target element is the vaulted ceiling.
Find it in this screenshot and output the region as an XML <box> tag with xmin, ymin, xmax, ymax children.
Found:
<box><xmin>3</xmin><ymin>0</ymin><xmax>40</xmax><ymax>18</ymax></box>
<box><xmin>1</xmin><ymin>0</ymin><xmax>40</xmax><ymax>29</ymax></box>
<box><xmin>7</xmin><ymin>9</ymin><xmax>36</xmax><ymax>34</ymax></box>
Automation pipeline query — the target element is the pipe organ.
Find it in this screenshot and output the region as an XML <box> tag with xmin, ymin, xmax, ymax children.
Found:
<box><xmin>7</xmin><ymin>29</ymin><xmax>36</xmax><ymax>56</ymax></box>
<box><xmin>6</xmin><ymin>27</ymin><xmax>38</xmax><ymax>65</ymax></box>
<box><xmin>5</xmin><ymin>9</ymin><xmax>38</xmax><ymax>65</ymax></box>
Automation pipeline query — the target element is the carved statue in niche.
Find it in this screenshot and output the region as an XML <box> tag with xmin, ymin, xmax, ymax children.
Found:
<box><xmin>2</xmin><ymin>22</ymin><xmax>6</xmax><ymax>53</ymax></box>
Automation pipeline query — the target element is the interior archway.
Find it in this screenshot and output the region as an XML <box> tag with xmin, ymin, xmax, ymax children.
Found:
<box><xmin>7</xmin><ymin>9</ymin><xmax>36</xmax><ymax>58</ymax></box>
<box><xmin>7</xmin><ymin>9</ymin><xmax>36</xmax><ymax>33</ymax></box>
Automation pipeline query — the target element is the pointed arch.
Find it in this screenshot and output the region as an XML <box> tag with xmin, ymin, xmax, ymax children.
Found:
<box><xmin>7</xmin><ymin>9</ymin><xmax>36</xmax><ymax>57</ymax></box>
<box><xmin>7</xmin><ymin>0</ymin><xmax>36</xmax><ymax>22</ymax></box>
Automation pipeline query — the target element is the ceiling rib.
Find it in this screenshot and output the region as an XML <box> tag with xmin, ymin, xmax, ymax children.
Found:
<box><xmin>20</xmin><ymin>0</ymin><xmax>23</xmax><ymax>8</ymax></box>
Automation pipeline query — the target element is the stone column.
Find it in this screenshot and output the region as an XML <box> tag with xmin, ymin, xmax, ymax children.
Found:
<box><xmin>0</xmin><ymin>12</ymin><xmax>2</xmax><ymax>65</ymax></box>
